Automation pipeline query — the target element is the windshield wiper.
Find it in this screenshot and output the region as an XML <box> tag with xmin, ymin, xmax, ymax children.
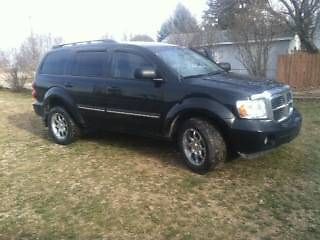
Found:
<box><xmin>182</xmin><ymin>70</ymin><xmax>224</xmax><ymax>79</ymax></box>
<box><xmin>207</xmin><ymin>70</ymin><xmax>224</xmax><ymax>76</ymax></box>
<box><xmin>182</xmin><ymin>73</ymin><xmax>209</xmax><ymax>79</ymax></box>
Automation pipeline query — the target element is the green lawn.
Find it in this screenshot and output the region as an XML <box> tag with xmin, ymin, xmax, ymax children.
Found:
<box><xmin>0</xmin><ymin>89</ymin><xmax>319</xmax><ymax>240</ymax></box>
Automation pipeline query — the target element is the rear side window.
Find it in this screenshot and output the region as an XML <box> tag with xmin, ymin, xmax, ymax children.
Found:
<box><xmin>112</xmin><ymin>52</ymin><xmax>153</xmax><ymax>79</ymax></box>
<box><xmin>72</xmin><ymin>51</ymin><xmax>106</xmax><ymax>78</ymax></box>
<box><xmin>40</xmin><ymin>51</ymin><xmax>68</xmax><ymax>75</ymax></box>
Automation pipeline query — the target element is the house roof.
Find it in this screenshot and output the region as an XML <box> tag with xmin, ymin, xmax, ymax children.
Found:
<box><xmin>163</xmin><ymin>30</ymin><xmax>295</xmax><ymax>48</ymax></box>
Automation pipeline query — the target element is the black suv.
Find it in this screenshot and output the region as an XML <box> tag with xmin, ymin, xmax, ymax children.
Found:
<box><xmin>32</xmin><ymin>40</ymin><xmax>302</xmax><ymax>173</ymax></box>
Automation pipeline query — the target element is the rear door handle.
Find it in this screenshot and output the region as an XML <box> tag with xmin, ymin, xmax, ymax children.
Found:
<box><xmin>94</xmin><ymin>85</ymin><xmax>121</xmax><ymax>95</ymax></box>
<box><xmin>94</xmin><ymin>85</ymin><xmax>108</xmax><ymax>95</ymax></box>
<box><xmin>64</xmin><ymin>83</ymin><xmax>73</xmax><ymax>88</ymax></box>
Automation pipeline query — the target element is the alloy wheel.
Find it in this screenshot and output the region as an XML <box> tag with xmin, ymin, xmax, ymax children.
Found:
<box><xmin>182</xmin><ymin>128</ymin><xmax>207</xmax><ymax>166</ymax></box>
<box><xmin>51</xmin><ymin>112</ymin><xmax>68</xmax><ymax>141</ymax></box>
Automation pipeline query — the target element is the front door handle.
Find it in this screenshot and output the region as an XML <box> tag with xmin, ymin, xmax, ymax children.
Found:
<box><xmin>107</xmin><ymin>86</ymin><xmax>121</xmax><ymax>95</ymax></box>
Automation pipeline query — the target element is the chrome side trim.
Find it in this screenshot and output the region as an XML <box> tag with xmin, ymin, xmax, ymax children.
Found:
<box><xmin>78</xmin><ymin>105</ymin><xmax>105</xmax><ymax>112</ymax></box>
<box><xmin>77</xmin><ymin>105</ymin><xmax>160</xmax><ymax>119</ymax></box>
<box><xmin>106</xmin><ymin>109</ymin><xmax>160</xmax><ymax>119</ymax></box>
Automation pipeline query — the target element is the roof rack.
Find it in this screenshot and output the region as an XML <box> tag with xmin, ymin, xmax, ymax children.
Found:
<box><xmin>52</xmin><ymin>39</ymin><xmax>117</xmax><ymax>49</ymax></box>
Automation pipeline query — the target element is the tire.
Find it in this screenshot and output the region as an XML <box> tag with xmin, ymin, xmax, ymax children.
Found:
<box><xmin>47</xmin><ymin>106</ymin><xmax>80</xmax><ymax>145</ymax></box>
<box><xmin>178</xmin><ymin>118</ymin><xmax>226</xmax><ymax>174</ymax></box>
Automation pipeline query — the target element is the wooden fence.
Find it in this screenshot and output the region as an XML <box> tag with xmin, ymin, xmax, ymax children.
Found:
<box><xmin>277</xmin><ymin>53</ymin><xmax>320</xmax><ymax>90</ymax></box>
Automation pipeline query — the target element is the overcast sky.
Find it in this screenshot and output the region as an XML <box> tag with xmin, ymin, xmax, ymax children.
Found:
<box><xmin>0</xmin><ymin>0</ymin><xmax>207</xmax><ymax>50</ymax></box>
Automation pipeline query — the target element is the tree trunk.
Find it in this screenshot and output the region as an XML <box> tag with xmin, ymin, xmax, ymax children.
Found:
<box><xmin>299</xmin><ymin>33</ymin><xmax>319</xmax><ymax>54</ymax></box>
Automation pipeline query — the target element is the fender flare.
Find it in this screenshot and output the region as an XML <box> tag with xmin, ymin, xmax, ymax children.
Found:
<box><xmin>43</xmin><ymin>87</ymin><xmax>85</xmax><ymax>126</ymax></box>
<box><xmin>163</xmin><ymin>97</ymin><xmax>236</xmax><ymax>137</ymax></box>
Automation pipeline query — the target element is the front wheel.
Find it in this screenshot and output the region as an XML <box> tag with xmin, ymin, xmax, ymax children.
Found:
<box><xmin>178</xmin><ymin>118</ymin><xmax>226</xmax><ymax>174</ymax></box>
<box><xmin>48</xmin><ymin>107</ymin><xmax>80</xmax><ymax>145</ymax></box>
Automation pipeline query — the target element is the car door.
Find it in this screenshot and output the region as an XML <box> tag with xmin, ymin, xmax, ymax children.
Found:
<box><xmin>105</xmin><ymin>50</ymin><xmax>165</xmax><ymax>134</ymax></box>
<box><xmin>64</xmin><ymin>50</ymin><xmax>109</xmax><ymax>127</ymax></box>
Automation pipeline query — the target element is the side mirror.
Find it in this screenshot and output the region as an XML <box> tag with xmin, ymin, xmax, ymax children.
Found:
<box><xmin>134</xmin><ymin>68</ymin><xmax>163</xmax><ymax>82</ymax></box>
<box><xmin>218</xmin><ymin>62</ymin><xmax>231</xmax><ymax>72</ymax></box>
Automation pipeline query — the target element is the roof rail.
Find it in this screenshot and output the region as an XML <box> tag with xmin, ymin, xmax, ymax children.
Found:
<box><xmin>52</xmin><ymin>39</ymin><xmax>117</xmax><ymax>49</ymax></box>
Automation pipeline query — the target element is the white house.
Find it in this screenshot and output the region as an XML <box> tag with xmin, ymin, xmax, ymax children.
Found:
<box><xmin>163</xmin><ymin>28</ymin><xmax>320</xmax><ymax>79</ymax></box>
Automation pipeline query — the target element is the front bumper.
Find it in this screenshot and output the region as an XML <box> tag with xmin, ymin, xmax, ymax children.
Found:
<box><xmin>229</xmin><ymin>108</ymin><xmax>302</xmax><ymax>154</ymax></box>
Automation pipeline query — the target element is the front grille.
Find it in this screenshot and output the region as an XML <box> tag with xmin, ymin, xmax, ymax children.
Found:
<box><xmin>271</xmin><ymin>95</ymin><xmax>286</xmax><ymax>109</ymax></box>
<box><xmin>273</xmin><ymin>107</ymin><xmax>288</xmax><ymax>121</ymax></box>
<box><xmin>270</xmin><ymin>90</ymin><xmax>293</xmax><ymax>122</ymax></box>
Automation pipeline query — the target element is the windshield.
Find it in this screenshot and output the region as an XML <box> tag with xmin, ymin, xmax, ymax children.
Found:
<box><xmin>154</xmin><ymin>47</ymin><xmax>223</xmax><ymax>78</ymax></box>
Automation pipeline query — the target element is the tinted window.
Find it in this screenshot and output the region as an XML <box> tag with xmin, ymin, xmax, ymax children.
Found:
<box><xmin>72</xmin><ymin>51</ymin><xmax>106</xmax><ymax>77</ymax></box>
<box><xmin>40</xmin><ymin>51</ymin><xmax>68</xmax><ymax>75</ymax></box>
<box><xmin>112</xmin><ymin>52</ymin><xmax>153</xmax><ymax>79</ymax></box>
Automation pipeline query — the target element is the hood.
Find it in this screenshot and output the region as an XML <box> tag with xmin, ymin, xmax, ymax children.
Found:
<box><xmin>183</xmin><ymin>72</ymin><xmax>284</xmax><ymax>95</ymax></box>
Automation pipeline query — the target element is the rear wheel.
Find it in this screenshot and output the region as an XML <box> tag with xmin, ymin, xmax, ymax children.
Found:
<box><xmin>178</xmin><ymin>118</ymin><xmax>226</xmax><ymax>173</ymax></box>
<box><xmin>48</xmin><ymin>107</ymin><xmax>80</xmax><ymax>145</ymax></box>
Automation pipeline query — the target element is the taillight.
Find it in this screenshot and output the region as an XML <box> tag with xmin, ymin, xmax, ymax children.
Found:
<box><xmin>32</xmin><ymin>81</ymin><xmax>37</xmax><ymax>99</ymax></box>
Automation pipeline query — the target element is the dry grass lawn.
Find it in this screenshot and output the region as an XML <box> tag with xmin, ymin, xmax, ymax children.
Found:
<box><xmin>0</xmin><ymin>89</ymin><xmax>319</xmax><ymax>240</ymax></box>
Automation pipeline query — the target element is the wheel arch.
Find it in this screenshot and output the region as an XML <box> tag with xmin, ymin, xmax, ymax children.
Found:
<box><xmin>43</xmin><ymin>87</ymin><xmax>85</xmax><ymax>127</ymax></box>
<box><xmin>164</xmin><ymin>98</ymin><xmax>235</xmax><ymax>143</ymax></box>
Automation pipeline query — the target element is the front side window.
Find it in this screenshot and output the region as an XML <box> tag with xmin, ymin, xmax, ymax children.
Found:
<box><xmin>153</xmin><ymin>47</ymin><xmax>223</xmax><ymax>78</ymax></box>
<box><xmin>40</xmin><ymin>51</ymin><xmax>68</xmax><ymax>75</ymax></box>
<box><xmin>112</xmin><ymin>52</ymin><xmax>153</xmax><ymax>79</ymax></box>
<box><xmin>72</xmin><ymin>51</ymin><xmax>106</xmax><ymax>77</ymax></box>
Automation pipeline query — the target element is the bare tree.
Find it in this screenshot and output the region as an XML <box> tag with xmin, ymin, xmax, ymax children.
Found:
<box><xmin>101</xmin><ymin>33</ymin><xmax>115</xmax><ymax>40</ymax></box>
<box><xmin>121</xmin><ymin>33</ymin><xmax>134</xmax><ymax>41</ymax></box>
<box><xmin>0</xmin><ymin>51</ymin><xmax>9</xmax><ymax>88</ymax></box>
<box><xmin>0</xmin><ymin>49</ymin><xmax>28</xmax><ymax>91</ymax></box>
<box><xmin>164</xmin><ymin>33</ymin><xmax>195</xmax><ymax>47</ymax></box>
<box><xmin>1</xmin><ymin>34</ymin><xmax>62</xmax><ymax>91</ymax></box>
<box><xmin>130</xmin><ymin>34</ymin><xmax>154</xmax><ymax>42</ymax></box>
<box><xmin>268</xmin><ymin>0</ymin><xmax>320</xmax><ymax>53</ymax></box>
<box><xmin>231</xmin><ymin>1</ymin><xmax>284</xmax><ymax>77</ymax></box>
<box><xmin>0</xmin><ymin>51</ymin><xmax>9</xmax><ymax>69</ymax></box>
<box><xmin>17</xmin><ymin>33</ymin><xmax>63</xmax><ymax>75</ymax></box>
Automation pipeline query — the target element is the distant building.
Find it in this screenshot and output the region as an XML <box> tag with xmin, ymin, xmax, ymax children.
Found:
<box><xmin>163</xmin><ymin>28</ymin><xmax>320</xmax><ymax>79</ymax></box>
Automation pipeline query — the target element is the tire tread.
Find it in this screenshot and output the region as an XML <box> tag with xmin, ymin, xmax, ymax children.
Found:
<box><xmin>179</xmin><ymin>118</ymin><xmax>226</xmax><ymax>173</ymax></box>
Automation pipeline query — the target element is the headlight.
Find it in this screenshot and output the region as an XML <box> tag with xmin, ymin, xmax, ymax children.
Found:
<box><xmin>236</xmin><ymin>99</ymin><xmax>268</xmax><ymax>119</ymax></box>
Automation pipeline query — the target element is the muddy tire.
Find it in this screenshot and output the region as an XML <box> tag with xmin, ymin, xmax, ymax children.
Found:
<box><xmin>178</xmin><ymin>118</ymin><xmax>226</xmax><ymax>174</ymax></box>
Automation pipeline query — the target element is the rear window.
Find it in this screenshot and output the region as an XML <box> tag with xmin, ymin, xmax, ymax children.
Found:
<box><xmin>40</xmin><ymin>51</ymin><xmax>68</xmax><ymax>75</ymax></box>
<box><xmin>72</xmin><ymin>51</ymin><xmax>106</xmax><ymax>78</ymax></box>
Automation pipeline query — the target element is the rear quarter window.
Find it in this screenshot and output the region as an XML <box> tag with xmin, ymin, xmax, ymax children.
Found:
<box><xmin>40</xmin><ymin>51</ymin><xmax>68</xmax><ymax>75</ymax></box>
